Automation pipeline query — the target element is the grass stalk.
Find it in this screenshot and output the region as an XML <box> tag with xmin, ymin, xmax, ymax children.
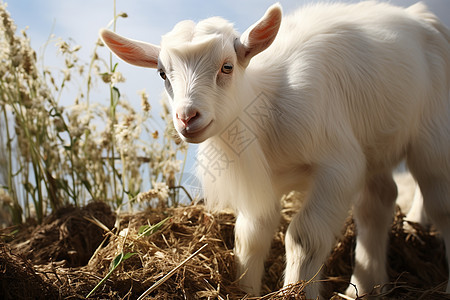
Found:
<box><xmin>137</xmin><ymin>244</ymin><xmax>208</xmax><ymax>300</ymax></box>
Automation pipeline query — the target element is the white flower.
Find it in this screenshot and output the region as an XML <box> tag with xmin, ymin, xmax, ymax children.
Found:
<box><xmin>138</xmin><ymin>89</ymin><xmax>151</xmax><ymax>112</ymax></box>
<box><xmin>153</xmin><ymin>181</ymin><xmax>169</xmax><ymax>201</ymax></box>
<box><xmin>56</xmin><ymin>40</ymin><xmax>70</xmax><ymax>54</ymax></box>
<box><xmin>114</xmin><ymin>121</ymin><xmax>132</xmax><ymax>151</ymax></box>
<box><xmin>136</xmin><ymin>182</ymin><xmax>169</xmax><ymax>203</ymax></box>
<box><xmin>110</xmin><ymin>71</ymin><xmax>125</xmax><ymax>86</ymax></box>
<box><xmin>162</xmin><ymin>159</ymin><xmax>182</xmax><ymax>178</ymax></box>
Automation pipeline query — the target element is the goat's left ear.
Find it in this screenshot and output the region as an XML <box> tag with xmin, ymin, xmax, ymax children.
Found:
<box><xmin>235</xmin><ymin>3</ymin><xmax>282</xmax><ymax>67</ymax></box>
<box><xmin>100</xmin><ymin>29</ymin><xmax>160</xmax><ymax>69</ymax></box>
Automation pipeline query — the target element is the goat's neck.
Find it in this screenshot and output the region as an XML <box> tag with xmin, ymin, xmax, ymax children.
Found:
<box><xmin>238</xmin><ymin>65</ymin><xmax>282</xmax><ymax>109</ymax></box>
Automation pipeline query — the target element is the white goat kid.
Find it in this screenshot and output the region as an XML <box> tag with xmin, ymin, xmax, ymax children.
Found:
<box><xmin>100</xmin><ymin>1</ymin><xmax>450</xmax><ymax>298</ymax></box>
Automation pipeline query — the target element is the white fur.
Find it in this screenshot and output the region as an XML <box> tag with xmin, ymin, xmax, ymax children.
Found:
<box><xmin>100</xmin><ymin>1</ymin><xmax>450</xmax><ymax>298</ymax></box>
<box><xmin>395</xmin><ymin>170</ymin><xmax>429</xmax><ymax>226</ymax></box>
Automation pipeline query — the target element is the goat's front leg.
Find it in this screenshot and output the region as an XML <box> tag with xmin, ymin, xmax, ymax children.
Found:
<box><xmin>284</xmin><ymin>147</ymin><xmax>365</xmax><ymax>299</ymax></box>
<box><xmin>235</xmin><ymin>209</ymin><xmax>280</xmax><ymax>296</ymax></box>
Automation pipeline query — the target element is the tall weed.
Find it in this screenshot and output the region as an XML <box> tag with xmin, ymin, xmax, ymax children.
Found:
<box><xmin>0</xmin><ymin>2</ymin><xmax>188</xmax><ymax>225</ymax></box>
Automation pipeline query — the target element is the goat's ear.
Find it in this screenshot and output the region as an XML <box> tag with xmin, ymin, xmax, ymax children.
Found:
<box><xmin>235</xmin><ymin>3</ymin><xmax>282</xmax><ymax>67</ymax></box>
<box><xmin>100</xmin><ymin>29</ymin><xmax>160</xmax><ymax>69</ymax></box>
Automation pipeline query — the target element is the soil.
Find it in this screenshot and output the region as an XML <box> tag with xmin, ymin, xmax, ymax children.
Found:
<box><xmin>0</xmin><ymin>201</ymin><xmax>448</xmax><ymax>300</ymax></box>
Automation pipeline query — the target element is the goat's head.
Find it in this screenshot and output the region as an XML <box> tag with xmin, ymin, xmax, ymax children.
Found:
<box><xmin>100</xmin><ymin>4</ymin><xmax>281</xmax><ymax>143</ymax></box>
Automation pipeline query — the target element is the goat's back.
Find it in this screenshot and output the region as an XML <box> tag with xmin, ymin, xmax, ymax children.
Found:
<box><xmin>251</xmin><ymin>1</ymin><xmax>450</xmax><ymax>169</ymax></box>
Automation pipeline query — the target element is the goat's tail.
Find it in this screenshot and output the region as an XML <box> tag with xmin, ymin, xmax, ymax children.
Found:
<box><xmin>407</xmin><ymin>2</ymin><xmax>450</xmax><ymax>45</ymax></box>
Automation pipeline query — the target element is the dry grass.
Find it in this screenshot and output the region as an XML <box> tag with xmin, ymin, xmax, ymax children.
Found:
<box><xmin>1</xmin><ymin>202</ymin><xmax>449</xmax><ymax>299</ymax></box>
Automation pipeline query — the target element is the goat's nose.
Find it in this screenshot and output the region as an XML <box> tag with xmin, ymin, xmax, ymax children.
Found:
<box><xmin>176</xmin><ymin>110</ymin><xmax>198</xmax><ymax>127</ymax></box>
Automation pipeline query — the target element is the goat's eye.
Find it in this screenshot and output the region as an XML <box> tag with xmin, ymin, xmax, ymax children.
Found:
<box><xmin>159</xmin><ymin>70</ymin><xmax>167</xmax><ymax>80</ymax></box>
<box><xmin>221</xmin><ymin>62</ymin><xmax>233</xmax><ymax>74</ymax></box>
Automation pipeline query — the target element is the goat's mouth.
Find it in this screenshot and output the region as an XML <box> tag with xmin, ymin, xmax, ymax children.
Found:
<box><xmin>178</xmin><ymin>120</ymin><xmax>213</xmax><ymax>143</ymax></box>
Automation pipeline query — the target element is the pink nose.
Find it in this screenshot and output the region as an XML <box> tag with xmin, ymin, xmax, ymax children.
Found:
<box><xmin>176</xmin><ymin>111</ymin><xmax>198</xmax><ymax>127</ymax></box>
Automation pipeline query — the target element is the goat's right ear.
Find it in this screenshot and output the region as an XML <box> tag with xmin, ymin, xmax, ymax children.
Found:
<box><xmin>235</xmin><ymin>3</ymin><xmax>282</xmax><ymax>67</ymax></box>
<box><xmin>99</xmin><ymin>29</ymin><xmax>160</xmax><ymax>69</ymax></box>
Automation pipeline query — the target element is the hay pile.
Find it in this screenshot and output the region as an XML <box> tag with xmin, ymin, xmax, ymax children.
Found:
<box><xmin>0</xmin><ymin>201</ymin><xmax>449</xmax><ymax>299</ymax></box>
<box><xmin>86</xmin><ymin>205</ymin><xmax>243</xmax><ymax>299</ymax></box>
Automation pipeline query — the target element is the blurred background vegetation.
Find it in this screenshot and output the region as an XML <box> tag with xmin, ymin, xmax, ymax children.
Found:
<box><xmin>0</xmin><ymin>1</ymin><xmax>189</xmax><ymax>226</ymax></box>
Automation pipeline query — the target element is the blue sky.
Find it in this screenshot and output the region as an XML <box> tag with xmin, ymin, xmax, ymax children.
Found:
<box><xmin>5</xmin><ymin>0</ymin><xmax>450</xmax><ymax>182</ymax></box>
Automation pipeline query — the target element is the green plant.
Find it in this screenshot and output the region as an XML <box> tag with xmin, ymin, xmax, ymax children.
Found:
<box><xmin>86</xmin><ymin>251</ymin><xmax>137</xmax><ymax>298</ymax></box>
<box><xmin>137</xmin><ymin>217</ymin><xmax>170</xmax><ymax>238</ymax></box>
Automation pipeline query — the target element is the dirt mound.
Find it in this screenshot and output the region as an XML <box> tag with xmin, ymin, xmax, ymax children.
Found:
<box><xmin>11</xmin><ymin>201</ymin><xmax>116</xmax><ymax>267</ymax></box>
<box><xmin>0</xmin><ymin>242</ymin><xmax>59</xmax><ymax>299</ymax></box>
<box><xmin>0</xmin><ymin>203</ymin><xmax>449</xmax><ymax>299</ymax></box>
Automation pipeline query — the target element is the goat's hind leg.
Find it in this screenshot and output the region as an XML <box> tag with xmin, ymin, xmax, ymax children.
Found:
<box><xmin>419</xmin><ymin>178</ymin><xmax>450</xmax><ymax>293</ymax></box>
<box><xmin>405</xmin><ymin>185</ymin><xmax>429</xmax><ymax>226</ymax></box>
<box><xmin>408</xmin><ymin>127</ymin><xmax>450</xmax><ymax>292</ymax></box>
<box><xmin>346</xmin><ymin>172</ymin><xmax>397</xmax><ymax>297</ymax></box>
